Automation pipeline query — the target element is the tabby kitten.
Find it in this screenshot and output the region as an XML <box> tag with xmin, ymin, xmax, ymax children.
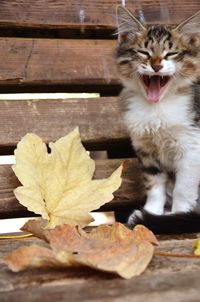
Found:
<box><xmin>116</xmin><ymin>6</ymin><xmax>200</xmax><ymax>233</ymax></box>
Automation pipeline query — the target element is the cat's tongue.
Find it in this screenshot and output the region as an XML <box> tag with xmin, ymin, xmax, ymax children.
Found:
<box><xmin>147</xmin><ymin>76</ymin><xmax>161</xmax><ymax>103</ymax></box>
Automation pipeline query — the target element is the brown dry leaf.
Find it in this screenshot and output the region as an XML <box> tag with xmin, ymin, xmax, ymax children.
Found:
<box><xmin>12</xmin><ymin>128</ymin><xmax>122</xmax><ymax>228</ymax></box>
<box><xmin>133</xmin><ymin>224</ymin><xmax>159</xmax><ymax>245</ymax></box>
<box><xmin>21</xmin><ymin>218</ymin><xmax>50</xmax><ymax>242</ymax></box>
<box><xmin>5</xmin><ymin>222</ymin><xmax>156</xmax><ymax>279</ymax></box>
<box><xmin>5</xmin><ymin>245</ymin><xmax>59</xmax><ymax>272</ymax></box>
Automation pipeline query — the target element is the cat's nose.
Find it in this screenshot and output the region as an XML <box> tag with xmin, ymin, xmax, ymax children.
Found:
<box><xmin>151</xmin><ymin>64</ymin><xmax>163</xmax><ymax>72</ymax></box>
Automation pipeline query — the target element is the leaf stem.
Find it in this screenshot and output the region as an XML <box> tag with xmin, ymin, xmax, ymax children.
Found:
<box><xmin>155</xmin><ymin>250</ymin><xmax>200</xmax><ymax>259</ymax></box>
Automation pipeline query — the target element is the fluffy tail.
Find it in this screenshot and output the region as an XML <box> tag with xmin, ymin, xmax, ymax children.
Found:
<box><xmin>131</xmin><ymin>210</ymin><xmax>200</xmax><ymax>234</ymax></box>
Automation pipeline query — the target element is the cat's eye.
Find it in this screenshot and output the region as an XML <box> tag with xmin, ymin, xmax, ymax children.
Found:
<box><xmin>164</xmin><ymin>52</ymin><xmax>179</xmax><ymax>59</ymax></box>
<box><xmin>137</xmin><ymin>50</ymin><xmax>151</xmax><ymax>59</ymax></box>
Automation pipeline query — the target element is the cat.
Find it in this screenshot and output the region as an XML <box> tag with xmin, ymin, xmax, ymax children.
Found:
<box><xmin>116</xmin><ymin>6</ymin><xmax>200</xmax><ymax>233</ymax></box>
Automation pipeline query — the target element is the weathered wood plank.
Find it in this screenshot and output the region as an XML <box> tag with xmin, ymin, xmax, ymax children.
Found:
<box><xmin>0</xmin><ymin>0</ymin><xmax>199</xmax><ymax>30</ymax></box>
<box><xmin>0</xmin><ymin>97</ymin><xmax>128</xmax><ymax>149</ymax></box>
<box><xmin>0</xmin><ymin>38</ymin><xmax>117</xmax><ymax>87</ymax></box>
<box><xmin>0</xmin><ymin>159</ymin><xmax>144</xmax><ymax>218</ymax></box>
<box><xmin>0</xmin><ymin>38</ymin><xmax>199</xmax><ymax>90</ymax></box>
<box><xmin>0</xmin><ymin>236</ymin><xmax>200</xmax><ymax>301</ymax></box>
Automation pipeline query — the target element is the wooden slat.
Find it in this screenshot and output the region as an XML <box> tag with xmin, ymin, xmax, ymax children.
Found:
<box><xmin>96</xmin><ymin>159</ymin><xmax>145</xmax><ymax>210</ymax></box>
<box><xmin>0</xmin><ymin>159</ymin><xmax>144</xmax><ymax>218</ymax></box>
<box><xmin>127</xmin><ymin>0</ymin><xmax>200</xmax><ymax>25</ymax></box>
<box><xmin>0</xmin><ymin>36</ymin><xmax>199</xmax><ymax>90</ymax></box>
<box><xmin>0</xmin><ymin>236</ymin><xmax>200</xmax><ymax>301</ymax></box>
<box><xmin>0</xmin><ymin>38</ymin><xmax>117</xmax><ymax>87</ymax></box>
<box><xmin>0</xmin><ymin>97</ymin><xmax>128</xmax><ymax>150</ymax></box>
<box><xmin>0</xmin><ymin>0</ymin><xmax>199</xmax><ymax>30</ymax></box>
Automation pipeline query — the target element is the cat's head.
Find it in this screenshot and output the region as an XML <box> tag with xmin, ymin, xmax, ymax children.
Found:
<box><xmin>116</xmin><ymin>6</ymin><xmax>200</xmax><ymax>103</ymax></box>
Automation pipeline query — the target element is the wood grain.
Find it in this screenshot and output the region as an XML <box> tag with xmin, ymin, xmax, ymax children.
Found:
<box><xmin>0</xmin><ymin>37</ymin><xmax>199</xmax><ymax>90</ymax></box>
<box><xmin>0</xmin><ymin>97</ymin><xmax>128</xmax><ymax>149</ymax></box>
<box><xmin>0</xmin><ymin>38</ymin><xmax>117</xmax><ymax>87</ymax></box>
<box><xmin>0</xmin><ymin>0</ymin><xmax>199</xmax><ymax>29</ymax></box>
<box><xmin>0</xmin><ymin>159</ymin><xmax>145</xmax><ymax>218</ymax></box>
<box><xmin>0</xmin><ymin>236</ymin><xmax>200</xmax><ymax>301</ymax></box>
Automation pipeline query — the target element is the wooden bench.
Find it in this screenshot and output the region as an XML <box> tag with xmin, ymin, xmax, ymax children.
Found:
<box><xmin>0</xmin><ymin>1</ymin><xmax>200</xmax><ymax>301</ymax></box>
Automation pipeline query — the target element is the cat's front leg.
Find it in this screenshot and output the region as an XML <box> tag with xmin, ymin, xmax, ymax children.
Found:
<box><xmin>143</xmin><ymin>172</ymin><xmax>167</xmax><ymax>214</ymax></box>
<box><xmin>127</xmin><ymin>170</ymin><xmax>167</xmax><ymax>228</ymax></box>
<box><xmin>172</xmin><ymin>152</ymin><xmax>200</xmax><ymax>213</ymax></box>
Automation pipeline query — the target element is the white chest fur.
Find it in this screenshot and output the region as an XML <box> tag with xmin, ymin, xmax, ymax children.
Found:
<box><xmin>123</xmin><ymin>91</ymin><xmax>200</xmax><ymax>170</ymax></box>
<box><xmin>124</xmin><ymin>93</ymin><xmax>193</xmax><ymax>136</ymax></box>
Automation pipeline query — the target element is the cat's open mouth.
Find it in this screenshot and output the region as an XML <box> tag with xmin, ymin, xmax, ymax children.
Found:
<box><xmin>141</xmin><ymin>75</ymin><xmax>171</xmax><ymax>103</ymax></box>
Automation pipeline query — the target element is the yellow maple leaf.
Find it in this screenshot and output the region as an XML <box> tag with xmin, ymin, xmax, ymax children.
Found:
<box><xmin>12</xmin><ymin>128</ymin><xmax>122</xmax><ymax>228</ymax></box>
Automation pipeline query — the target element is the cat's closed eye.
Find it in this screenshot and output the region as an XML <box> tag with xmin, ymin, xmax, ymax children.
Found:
<box><xmin>164</xmin><ymin>52</ymin><xmax>179</xmax><ymax>59</ymax></box>
<box><xmin>137</xmin><ymin>50</ymin><xmax>151</xmax><ymax>59</ymax></box>
<box><xmin>137</xmin><ymin>50</ymin><xmax>179</xmax><ymax>60</ymax></box>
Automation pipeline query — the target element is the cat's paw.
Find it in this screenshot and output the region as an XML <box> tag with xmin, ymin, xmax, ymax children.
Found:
<box><xmin>126</xmin><ymin>209</ymin><xmax>144</xmax><ymax>229</ymax></box>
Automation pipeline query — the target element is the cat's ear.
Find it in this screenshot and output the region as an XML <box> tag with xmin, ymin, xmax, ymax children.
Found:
<box><xmin>175</xmin><ymin>10</ymin><xmax>200</xmax><ymax>34</ymax></box>
<box><xmin>116</xmin><ymin>5</ymin><xmax>145</xmax><ymax>43</ymax></box>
